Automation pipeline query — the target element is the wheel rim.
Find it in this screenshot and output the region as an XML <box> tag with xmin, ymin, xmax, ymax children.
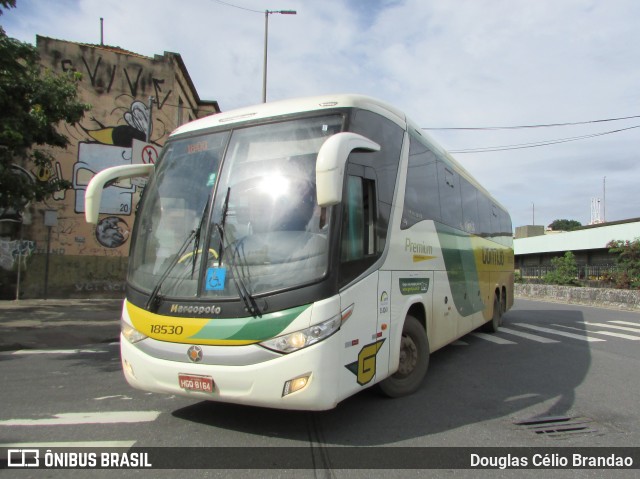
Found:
<box><xmin>396</xmin><ymin>333</ymin><xmax>418</xmax><ymax>377</ymax></box>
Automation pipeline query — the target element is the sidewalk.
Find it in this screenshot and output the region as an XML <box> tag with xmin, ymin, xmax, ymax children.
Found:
<box><xmin>0</xmin><ymin>299</ymin><xmax>123</xmax><ymax>351</ymax></box>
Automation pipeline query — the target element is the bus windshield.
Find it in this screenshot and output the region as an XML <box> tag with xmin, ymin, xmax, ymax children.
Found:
<box><xmin>128</xmin><ymin>114</ymin><xmax>343</xmax><ymax>301</ymax></box>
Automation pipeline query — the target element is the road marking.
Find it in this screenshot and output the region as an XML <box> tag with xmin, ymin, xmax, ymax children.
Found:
<box><xmin>0</xmin><ymin>411</ymin><xmax>161</xmax><ymax>426</ymax></box>
<box><xmin>1</xmin><ymin>349</ymin><xmax>106</xmax><ymax>356</ymax></box>
<box><xmin>505</xmin><ymin>393</ymin><xmax>540</xmax><ymax>402</ymax></box>
<box><xmin>514</xmin><ymin>324</ymin><xmax>605</xmax><ymax>342</ymax></box>
<box><xmin>471</xmin><ymin>332</ymin><xmax>517</xmax><ymax>344</ymax></box>
<box><xmin>610</xmin><ymin>321</ymin><xmax>640</xmax><ymax>328</ymax></box>
<box><xmin>554</xmin><ymin>324</ymin><xmax>640</xmax><ymax>341</ymax></box>
<box><xmin>584</xmin><ymin>322</ymin><xmax>640</xmax><ymax>334</ymax></box>
<box><xmin>0</xmin><ymin>441</ymin><xmax>136</xmax><ymax>448</ymax></box>
<box><xmin>499</xmin><ymin>327</ymin><xmax>560</xmax><ymax>343</ymax></box>
<box><xmin>0</xmin><ymin>319</ymin><xmax>115</xmax><ymax>327</ymax></box>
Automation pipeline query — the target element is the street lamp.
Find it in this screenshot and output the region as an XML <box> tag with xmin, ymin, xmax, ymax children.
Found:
<box><xmin>263</xmin><ymin>9</ymin><xmax>297</xmax><ymax>103</ymax></box>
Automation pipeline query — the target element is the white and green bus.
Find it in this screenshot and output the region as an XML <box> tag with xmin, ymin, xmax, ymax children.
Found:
<box><xmin>85</xmin><ymin>94</ymin><xmax>513</xmax><ymax>410</ymax></box>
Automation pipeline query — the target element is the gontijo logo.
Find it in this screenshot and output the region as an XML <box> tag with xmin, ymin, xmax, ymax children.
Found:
<box><xmin>481</xmin><ymin>247</ymin><xmax>505</xmax><ymax>266</ymax></box>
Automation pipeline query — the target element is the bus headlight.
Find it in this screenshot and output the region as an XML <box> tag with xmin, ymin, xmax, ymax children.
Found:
<box><xmin>259</xmin><ymin>315</ymin><xmax>341</xmax><ymax>353</ymax></box>
<box><xmin>121</xmin><ymin>320</ymin><xmax>148</xmax><ymax>344</ymax></box>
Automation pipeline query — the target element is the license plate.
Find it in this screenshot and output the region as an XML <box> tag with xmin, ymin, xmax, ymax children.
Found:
<box><xmin>178</xmin><ymin>374</ymin><xmax>214</xmax><ymax>393</ymax></box>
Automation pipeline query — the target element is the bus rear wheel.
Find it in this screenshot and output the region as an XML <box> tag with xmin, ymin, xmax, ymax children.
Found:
<box><xmin>378</xmin><ymin>314</ymin><xmax>429</xmax><ymax>398</ymax></box>
<box><xmin>482</xmin><ymin>295</ymin><xmax>502</xmax><ymax>333</ymax></box>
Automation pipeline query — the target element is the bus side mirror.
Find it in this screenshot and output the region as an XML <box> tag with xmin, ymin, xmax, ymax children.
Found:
<box><xmin>84</xmin><ymin>163</ymin><xmax>154</xmax><ymax>224</ymax></box>
<box><xmin>316</xmin><ymin>132</ymin><xmax>380</xmax><ymax>207</ymax></box>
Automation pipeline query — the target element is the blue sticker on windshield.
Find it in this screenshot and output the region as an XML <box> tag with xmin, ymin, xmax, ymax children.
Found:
<box><xmin>206</xmin><ymin>173</ymin><xmax>217</xmax><ymax>187</ymax></box>
<box><xmin>206</xmin><ymin>267</ymin><xmax>226</xmax><ymax>291</ymax></box>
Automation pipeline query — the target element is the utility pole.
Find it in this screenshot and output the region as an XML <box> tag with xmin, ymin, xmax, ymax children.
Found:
<box><xmin>603</xmin><ymin>176</ymin><xmax>606</xmax><ymax>222</ymax></box>
<box><xmin>532</xmin><ymin>202</ymin><xmax>535</xmax><ymax>225</ymax></box>
<box><xmin>262</xmin><ymin>10</ymin><xmax>297</xmax><ymax>103</ymax></box>
<box><xmin>146</xmin><ymin>96</ymin><xmax>154</xmax><ymax>143</ymax></box>
<box><xmin>43</xmin><ymin>210</ymin><xmax>58</xmax><ymax>299</ymax></box>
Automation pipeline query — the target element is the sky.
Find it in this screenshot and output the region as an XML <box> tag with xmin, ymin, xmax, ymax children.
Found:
<box><xmin>2</xmin><ymin>0</ymin><xmax>640</xmax><ymax>230</ymax></box>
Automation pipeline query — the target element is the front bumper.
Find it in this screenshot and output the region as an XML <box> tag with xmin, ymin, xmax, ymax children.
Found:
<box><xmin>120</xmin><ymin>332</ymin><xmax>342</xmax><ymax>411</ymax></box>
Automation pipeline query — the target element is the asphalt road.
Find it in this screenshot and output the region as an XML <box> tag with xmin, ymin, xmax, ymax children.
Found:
<box><xmin>1</xmin><ymin>298</ymin><xmax>639</xmax><ymax>478</ymax></box>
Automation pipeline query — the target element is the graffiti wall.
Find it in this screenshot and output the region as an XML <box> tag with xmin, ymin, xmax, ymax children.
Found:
<box><xmin>0</xmin><ymin>238</ymin><xmax>36</xmax><ymax>271</ymax></box>
<box><xmin>5</xmin><ymin>36</ymin><xmax>218</xmax><ymax>298</ymax></box>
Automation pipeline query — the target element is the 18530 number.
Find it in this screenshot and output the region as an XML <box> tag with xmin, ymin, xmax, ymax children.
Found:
<box><xmin>150</xmin><ymin>325</ymin><xmax>184</xmax><ymax>335</ymax></box>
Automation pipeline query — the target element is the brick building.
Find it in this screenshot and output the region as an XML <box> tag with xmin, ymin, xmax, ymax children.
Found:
<box><xmin>0</xmin><ymin>36</ymin><xmax>220</xmax><ymax>299</ymax></box>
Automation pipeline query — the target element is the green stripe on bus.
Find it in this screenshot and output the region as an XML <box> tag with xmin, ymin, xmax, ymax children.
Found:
<box><xmin>435</xmin><ymin>223</ymin><xmax>484</xmax><ymax>317</ymax></box>
<box><xmin>188</xmin><ymin>304</ymin><xmax>310</xmax><ymax>341</ymax></box>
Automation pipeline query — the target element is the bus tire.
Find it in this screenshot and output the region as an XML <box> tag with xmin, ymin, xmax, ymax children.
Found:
<box><xmin>482</xmin><ymin>295</ymin><xmax>502</xmax><ymax>333</ymax></box>
<box><xmin>378</xmin><ymin>314</ymin><xmax>429</xmax><ymax>398</ymax></box>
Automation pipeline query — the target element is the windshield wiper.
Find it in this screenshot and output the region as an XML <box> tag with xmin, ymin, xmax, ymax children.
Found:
<box><xmin>216</xmin><ymin>187</ymin><xmax>231</xmax><ymax>264</ymax></box>
<box><xmin>145</xmin><ymin>197</ymin><xmax>210</xmax><ymax>313</ymax></box>
<box><xmin>212</xmin><ymin>188</ymin><xmax>261</xmax><ymax>317</ymax></box>
<box><xmin>191</xmin><ymin>194</ymin><xmax>211</xmax><ymax>278</ymax></box>
<box><xmin>229</xmin><ymin>239</ymin><xmax>262</xmax><ymax>317</ymax></box>
<box><xmin>230</xmin><ymin>265</ymin><xmax>261</xmax><ymax>316</ymax></box>
<box><xmin>145</xmin><ymin>228</ymin><xmax>197</xmax><ymax>312</ymax></box>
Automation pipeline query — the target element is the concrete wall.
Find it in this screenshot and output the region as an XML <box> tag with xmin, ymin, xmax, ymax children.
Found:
<box><xmin>515</xmin><ymin>283</ymin><xmax>640</xmax><ymax>311</ymax></box>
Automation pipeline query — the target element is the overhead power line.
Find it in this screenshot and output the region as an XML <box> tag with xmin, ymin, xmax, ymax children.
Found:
<box><xmin>448</xmin><ymin>124</ymin><xmax>640</xmax><ymax>154</ymax></box>
<box><xmin>422</xmin><ymin>114</ymin><xmax>640</xmax><ymax>131</ymax></box>
<box><xmin>210</xmin><ymin>0</ymin><xmax>262</xmax><ymax>14</ymax></box>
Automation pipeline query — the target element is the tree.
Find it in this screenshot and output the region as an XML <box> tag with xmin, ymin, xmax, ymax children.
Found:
<box><xmin>548</xmin><ymin>219</ymin><xmax>582</xmax><ymax>231</ymax></box>
<box><xmin>0</xmin><ymin>1</ymin><xmax>16</xmax><ymax>13</ymax></box>
<box><xmin>606</xmin><ymin>239</ymin><xmax>640</xmax><ymax>289</ymax></box>
<box><xmin>543</xmin><ymin>251</ymin><xmax>580</xmax><ymax>286</ymax></box>
<box><xmin>0</xmin><ymin>5</ymin><xmax>90</xmax><ymax>214</ymax></box>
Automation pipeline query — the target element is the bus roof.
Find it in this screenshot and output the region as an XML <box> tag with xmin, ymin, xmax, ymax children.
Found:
<box><xmin>171</xmin><ymin>93</ymin><xmax>509</xmax><ymax>215</ymax></box>
<box><xmin>171</xmin><ymin>94</ymin><xmax>407</xmax><ymax>137</ymax></box>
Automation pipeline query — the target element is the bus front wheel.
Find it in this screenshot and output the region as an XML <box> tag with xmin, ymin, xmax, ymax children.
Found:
<box><xmin>378</xmin><ymin>314</ymin><xmax>429</xmax><ymax>398</ymax></box>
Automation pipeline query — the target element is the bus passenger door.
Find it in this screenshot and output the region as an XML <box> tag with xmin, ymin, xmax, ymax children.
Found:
<box><xmin>337</xmin><ymin>167</ymin><xmax>388</xmax><ymax>397</ymax></box>
<box><xmin>339</xmin><ymin>274</ymin><xmax>382</xmax><ymax>395</ymax></box>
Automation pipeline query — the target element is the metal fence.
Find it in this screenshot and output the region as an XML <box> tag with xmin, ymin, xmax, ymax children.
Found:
<box><xmin>517</xmin><ymin>264</ymin><xmax>621</xmax><ymax>287</ymax></box>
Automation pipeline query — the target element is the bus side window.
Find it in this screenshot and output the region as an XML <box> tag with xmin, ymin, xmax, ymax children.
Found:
<box><xmin>402</xmin><ymin>133</ymin><xmax>441</xmax><ymax>230</ymax></box>
<box><xmin>500</xmin><ymin>207</ymin><xmax>513</xmax><ymax>246</ymax></box>
<box><xmin>460</xmin><ymin>177</ymin><xmax>479</xmax><ymax>235</ymax></box>
<box><xmin>338</xmin><ymin>172</ymin><xmax>380</xmax><ymax>287</ymax></box>
<box><xmin>438</xmin><ymin>162</ymin><xmax>463</xmax><ymax>230</ymax></box>
<box><xmin>477</xmin><ymin>193</ymin><xmax>493</xmax><ymax>237</ymax></box>
<box><xmin>341</xmin><ymin>175</ymin><xmax>376</xmax><ymax>262</ymax></box>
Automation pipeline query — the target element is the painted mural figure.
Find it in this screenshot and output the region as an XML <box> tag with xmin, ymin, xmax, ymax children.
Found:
<box><xmin>73</xmin><ymin>100</ymin><xmax>158</xmax><ymax>223</ymax></box>
<box><xmin>83</xmin><ymin>100</ymin><xmax>150</xmax><ymax>148</ymax></box>
<box><xmin>95</xmin><ymin>216</ymin><xmax>129</xmax><ymax>249</ymax></box>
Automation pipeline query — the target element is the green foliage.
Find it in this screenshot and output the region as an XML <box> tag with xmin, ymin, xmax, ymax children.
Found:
<box><xmin>0</xmin><ymin>1</ymin><xmax>16</xmax><ymax>15</ymax></box>
<box><xmin>0</xmin><ymin>24</ymin><xmax>91</xmax><ymax>211</ymax></box>
<box><xmin>543</xmin><ymin>251</ymin><xmax>580</xmax><ymax>286</ymax></box>
<box><xmin>605</xmin><ymin>239</ymin><xmax>640</xmax><ymax>289</ymax></box>
<box><xmin>548</xmin><ymin>219</ymin><xmax>582</xmax><ymax>231</ymax></box>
